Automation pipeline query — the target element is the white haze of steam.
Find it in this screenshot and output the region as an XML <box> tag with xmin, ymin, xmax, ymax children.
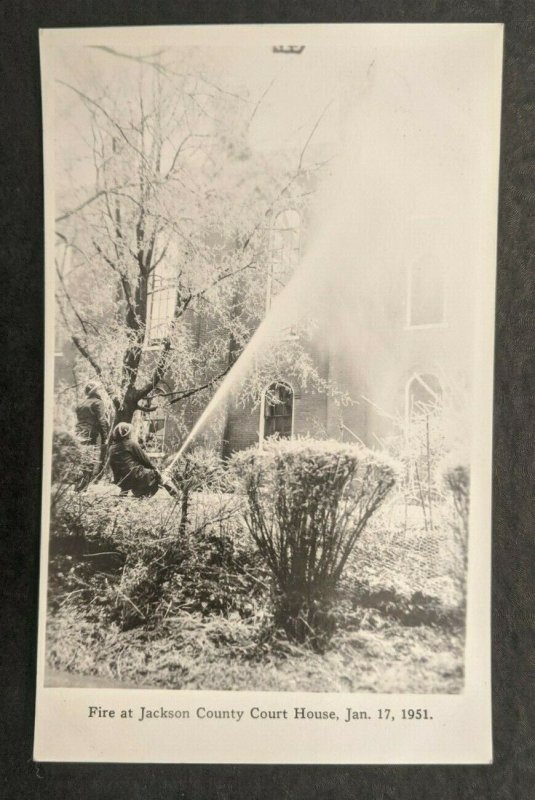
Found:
<box><xmin>167</xmin><ymin>39</ymin><xmax>495</xmax><ymax>466</ymax></box>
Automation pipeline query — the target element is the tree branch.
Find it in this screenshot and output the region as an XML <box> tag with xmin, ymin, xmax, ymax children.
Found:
<box><xmin>56</xmin><ymin>181</ymin><xmax>145</xmax><ymax>223</ymax></box>
<box><xmin>54</xmin><ymin>269</ymin><xmax>97</xmax><ymax>337</ymax></box>
<box><xmin>248</xmin><ymin>77</ymin><xmax>276</xmax><ymax>128</ymax></box>
<box><xmin>57</xmin><ymin>80</ymin><xmax>152</xmax><ymax>170</ymax></box>
<box><xmin>166</xmin><ymin>363</ymin><xmax>233</xmax><ymax>405</ymax></box>
<box><xmin>181</xmin><ymin>258</ymin><xmax>257</xmax><ymax>309</ymax></box>
<box><xmin>298</xmin><ymin>101</ymin><xmax>333</xmax><ymax>171</ymax></box>
<box><xmin>241</xmin><ymin>101</ymin><xmax>332</xmax><ymax>251</ymax></box>
<box><xmin>56</xmin><ymin>298</ymin><xmax>117</xmax><ymax>404</ymax></box>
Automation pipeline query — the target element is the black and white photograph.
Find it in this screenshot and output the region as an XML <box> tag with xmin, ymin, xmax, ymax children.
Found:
<box><xmin>34</xmin><ymin>23</ymin><xmax>502</xmax><ymax>763</ymax></box>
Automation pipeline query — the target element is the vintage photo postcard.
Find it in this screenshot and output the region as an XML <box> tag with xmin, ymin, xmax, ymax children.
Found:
<box><xmin>35</xmin><ymin>23</ymin><xmax>503</xmax><ymax>764</ymax></box>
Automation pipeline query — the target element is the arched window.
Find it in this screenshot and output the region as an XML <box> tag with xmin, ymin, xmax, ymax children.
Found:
<box><xmin>262</xmin><ymin>382</ymin><xmax>294</xmax><ymax>440</ymax></box>
<box><xmin>267</xmin><ymin>209</ymin><xmax>301</xmax><ymax>307</ymax></box>
<box><xmin>147</xmin><ymin>264</ymin><xmax>176</xmax><ymax>345</ymax></box>
<box><xmin>407</xmin><ymin>254</ymin><xmax>446</xmax><ymax>327</ymax></box>
<box><xmin>406</xmin><ymin>373</ymin><xmax>443</xmax><ymax>421</ymax></box>
<box><xmin>135</xmin><ymin>384</ymin><xmax>169</xmax><ymax>456</ymax></box>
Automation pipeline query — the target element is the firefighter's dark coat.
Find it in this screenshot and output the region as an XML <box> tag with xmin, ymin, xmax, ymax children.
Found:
<box><xmin>75</xmin><ymin>395</ymin><xmax>110</xmax><ymax>445</ymax></box>
<box><xmin>109</xmin><ymin>437</ymin><xmax>160</xmax><ymax>497</ymax></box>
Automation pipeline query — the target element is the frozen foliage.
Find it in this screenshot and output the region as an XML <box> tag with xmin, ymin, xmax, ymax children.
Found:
<box><xmin>47</xmin><ymin>438</ymin><xmax>464</xmax><ymax>691</ymax></box>
<box><xmin>442</xmin><ymin>463</ymin><xmax>470</xmax><ymax>598</ymax></box>
<box><xmin>49</xmin><ymin>488</ymin><xmax>264</xmax><ymax>631</ymax></box>
<box><xmin>443</xmin><ymin>464</ymin><xmax>470</xmax><ymax>534</ymax></box>
<box><xmin>52</xmin><ymin>431</ymin><xmax>101</xmax><ymax>495</ymax></box>
<box><xmin>169</xmin><ymin>446</ymin><xmax>230</xmax><ymax>533</ymax></box>
<box><xmin>54</xmin><ymin>48</ymin><xmax>332</xmax><ymax>438</ymax></box>
<box><xmin>232</xmin><ymin>438</ymin><xmax>398</xmax><ymax>650</ymax></box>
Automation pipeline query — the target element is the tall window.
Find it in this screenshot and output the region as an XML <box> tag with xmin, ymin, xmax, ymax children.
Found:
<box><xmin>147</xmin><ymin>265</ymin><xmax>176</xmax><ymax>345</ymax></box>
<box><xmin>407</xmin><ymin>254</ymin><xmax>446</xmax><ymax>327</ymax></box>
<box><xmin>263</xmin><ymin>382</ymin><xmax>294</xmax><ymax>440</ymax></box>
<box><xmin>267</xmin><ymin>209</ymin><xmax>301</xmax><ymax>308</ymax></box>
<box><xmin>135</xmin><ymin>385</ymin><xmax>169</xmax><ymax>456</ymax></box>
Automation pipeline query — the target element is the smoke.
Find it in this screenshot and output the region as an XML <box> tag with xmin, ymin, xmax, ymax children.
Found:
<box><xmin>167</xmin><ymin>47</ymin><xmax>490</xmax><ymax>466</ymax></box>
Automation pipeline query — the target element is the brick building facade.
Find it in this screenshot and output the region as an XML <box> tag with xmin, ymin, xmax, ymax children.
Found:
<box><xmin>55</xmin><ymin>194</ymin><xmax>472</xmax><ymax>463</ymax></box>
<box><xmin>134</xmin><ymin>203</ymin><xmax>471</xmax><ymax>461</ymax></box>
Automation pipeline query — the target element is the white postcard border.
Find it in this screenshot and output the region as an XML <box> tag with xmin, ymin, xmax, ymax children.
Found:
<box><xmin>34</xmin><ymin>23</ymin><xmax>502</xmax><ymax>764</ymax></box>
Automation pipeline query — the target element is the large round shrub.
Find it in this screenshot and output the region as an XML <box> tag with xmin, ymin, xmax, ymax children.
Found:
<box><xmin>231</xmin><ymin>438</ymin><xmax>397</xmax><ymax>651</ymax></box>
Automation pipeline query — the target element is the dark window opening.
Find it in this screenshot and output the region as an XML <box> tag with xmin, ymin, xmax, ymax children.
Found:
<box><xmin>264</xmin><ymin>382</ymin><xmax>293</xmax><ymax>439</ymax></box>
<box><xmin>147</xmin><ymin>270</ymin><xmax>176</xmax><ymax>345</ymax></box>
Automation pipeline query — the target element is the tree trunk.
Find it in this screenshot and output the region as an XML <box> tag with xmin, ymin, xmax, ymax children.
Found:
<box><xmin>114</xmin><ymin>387</ymin><xmax>142</xmax><ymax>425</ymax></box>
<box><xmin>220</xmin><ymin>295</ymin><xmax>241</xmax><ymax>460</ymax></box>
<box><xmin>179</xmin><ymin>486</ymin><xmax>189</xmax><ymax>535</ymax></box>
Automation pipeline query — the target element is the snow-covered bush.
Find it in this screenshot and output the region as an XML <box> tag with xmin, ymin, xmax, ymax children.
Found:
<box><xmin>49</xmin><ymin>488</ymin><xmax>263</xmax><ymax>630</ymax></box>
<box><xmin>52</xmin><ymin>431</ymin><xmax>82</xmax><ymax>485</ymax></box>
<box><xmin>442</xmin><ymin>462</ymin><xmax>470</xmax><ymax>598</ymax></box>
<box><xmin>51</xmin><ymin>431</ymin><xmax>101</xmax><ymax>503</ymax></box>
<box><xmin>231</xmin><ymin>438</ymin><xmax>397</xmax><ymax>651</ymax></box>
<box><xmin>443</xmin><ymin>464</ymin><xmax>470</xmax><ymax>535</ymax></box>
<box><xmin>168</xmin><ymin>446</ymin><xmax>229</xmax><ymax>532</ymax></box>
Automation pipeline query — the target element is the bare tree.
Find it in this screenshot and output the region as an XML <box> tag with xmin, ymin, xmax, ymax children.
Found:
<box><xmin>55</xmin><ymin>48</ymin><xmax>333</xmax><ymax>448</ymax></box>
